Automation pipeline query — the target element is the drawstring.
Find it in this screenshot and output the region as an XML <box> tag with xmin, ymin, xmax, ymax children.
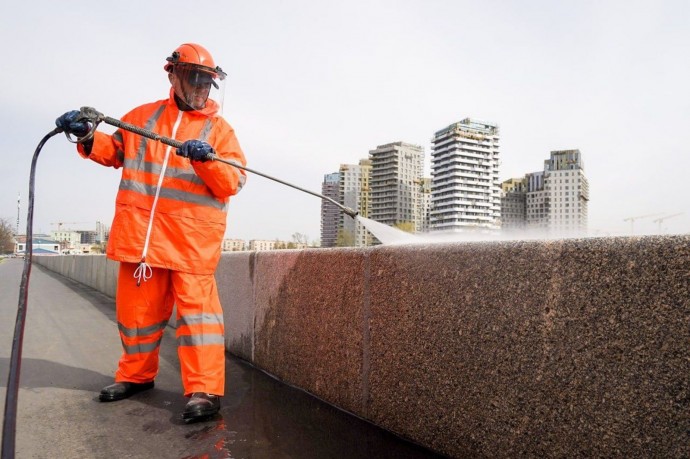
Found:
<box><xmin>134</xmin><ymin>260</ymin><xmax>153</xmax><ymax>286</ymax></box>
<box><xmin>133</xmin><ymin>110</ymin><xmax>184</xmax><ymax>286</ymax></box>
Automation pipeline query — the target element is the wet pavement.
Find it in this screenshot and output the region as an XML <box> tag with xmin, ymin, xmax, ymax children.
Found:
<box><xmin>0</xmin><ymin>258</ymin><xmax>446</xmax><ymax>458</ymax></box>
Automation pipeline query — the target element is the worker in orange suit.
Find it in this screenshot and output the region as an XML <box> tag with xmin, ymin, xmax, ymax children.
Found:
<box><xmin>55</xmin><ymin>43</ymin><xmax>247</xmax><ymax>423</ymax></box>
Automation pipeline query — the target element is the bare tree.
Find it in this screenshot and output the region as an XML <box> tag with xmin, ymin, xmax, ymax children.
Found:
<box><xmin>291</xmin><ymin>232</ymin><xmax>309</xmax><ymax>245</ymax></box>
<box><xmin>0</xmin><ymin>218</ymin><xmax>16</xmax><ymax>254</ymax></box>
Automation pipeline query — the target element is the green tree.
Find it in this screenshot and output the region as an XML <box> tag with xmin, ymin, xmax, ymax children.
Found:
<box><xmin>394</xmin><ymin>221</ymin><xmax>416</xmax><ymax>233</ymax></box>
<box><xmin>336</xmin><ymin>229</ymin><xmax>354</xmax><ymax>247</ymax></box>
<box><xmin>0</xmin><ymin>218</ymin><xmax>16</xmax><ymax>254</ymax></box>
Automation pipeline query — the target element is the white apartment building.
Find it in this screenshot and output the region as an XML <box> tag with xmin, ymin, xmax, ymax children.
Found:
<box><xmin>222</xmin><ymin>239</ymin><xmax>246</xmax><ymax>251</ymax></box>
<box><xmin>369</xmin><ymin>142</ymin><xmax>425</xmax><ymax>229</ymax></box>
<box><xmin>248</xmin><ymin>240</ymin><xmax>277</xmax><ymax>251</ymax></box>
<box><xmin>430</xmin><ymin>118</ymin><xmax>501</xmax><ymax>232</ymax></box>
<box><xmin>503</xmin><ymin>149</ymin><xmax>589</xmax><ymax>237</ymax></box>
<box><xmin>544</xmin><ymin>149</ymin><xmax>589</xmax><ymax>235</ymax></box>
<box><xmin>51</xmin><ymin>230</ymin><xmax>82</xmax><ymax>247</ymax></box>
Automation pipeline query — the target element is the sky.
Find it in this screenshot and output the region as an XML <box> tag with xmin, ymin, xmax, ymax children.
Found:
<box><xmin>1</xmin><ymin>0</ymin><xmax>689</xmax><ymax>243</ymax></box>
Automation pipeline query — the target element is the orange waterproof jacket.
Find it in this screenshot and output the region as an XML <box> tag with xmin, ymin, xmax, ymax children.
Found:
<box><xmin>78</xmin><ymin>89</ymin><xmax>247</xmax><ymax>274</ymax></box>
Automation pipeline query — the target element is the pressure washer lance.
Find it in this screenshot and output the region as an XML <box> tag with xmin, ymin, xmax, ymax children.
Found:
<box><xmin>73</xmin><ymin>106</ymin><xmax>359</xmax><ymax>218</ymax></box>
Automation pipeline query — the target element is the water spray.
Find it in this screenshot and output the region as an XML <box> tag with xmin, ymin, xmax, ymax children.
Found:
<box><xmin>1</xmin><ymin>107</ymin><xmax>357</xmax><ymax>458</ymax></box>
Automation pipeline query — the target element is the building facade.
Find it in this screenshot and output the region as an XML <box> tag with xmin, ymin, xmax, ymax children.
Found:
<box><xmin>544</xmin><ymin>149</ymin><xmax>589</xmax><ymax>235</ymax></box>
<box><xmin>320</xmin><ymin>172</ymin><xmax>341</xmax><ymax>248</ymax></box>
<box><xmin>222</xmin><ymin>239</ymin><xmax>246</xmax><ymax>251</ymax></box>
<box><xmin>15</xmin><ymin>236</ymin><xmax>60</xmax><ymax>255</ymax></box>
<box><xmin>369</xmin><ymin>142</ymin><xmax>425</xmax><ymax>229</ymax></box>
<box><xmin>500</xmin><ymin>177</ymin><xmax>527</xmax><ymax>231</ymax></box>
<box><xmin>500</xmin><ymin>149</ymin><xmax>589</xmax><ymax>236</ymax></box>
<box><xmin>526</xmin><ymin>171</ymin><xmax>548</xmax><ymax>232</ymax></box>
<box><xmin>339</xmin><ymin>161</ymin><xmax>372</xmax><ymax>247</ymax></box>
<box><xmin>416</xmin><ymin>177</ymin><xmax>432</xmax><ymax>233</ymax></box>
<box><xmin>430</xmin><ymin>118</ymin><xmax>501</xmax><ymax>232</ymax></box>
<box><xmin>354</xmin><ymin>159</ymin><xmax>373</xmax><ymax>247</ymax></box>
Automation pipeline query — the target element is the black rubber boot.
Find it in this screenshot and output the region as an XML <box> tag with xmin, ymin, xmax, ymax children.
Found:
<box><xmin>99</xmin><ymin>381</ymin><xmax>154</xmax><ymax>402</ymax></box>
<box><xmin>182</xmin><ymin>393</ymin><xmax>221</xmax><ymax>423</ymax></box>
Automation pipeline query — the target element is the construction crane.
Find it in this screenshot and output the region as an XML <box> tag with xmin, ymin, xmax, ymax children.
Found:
<box><xmin>623</xmin><ymin>213</ymin><xmax>664</xmax><ymax>235</ymax></box>
<box><xmin>652</xmin><ymin>213</ymin><xmax>683</xmax><ymax>233</ymax></box>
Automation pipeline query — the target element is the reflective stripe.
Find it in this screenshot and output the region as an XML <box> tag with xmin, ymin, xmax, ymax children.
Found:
<box><xmin>177</xmin><ymin>313</ymin><xmax>224</xmax><ymax>328</ymax></box>
<box><xmin>118</xmin><ymin>320</ymin><xmax>169</xmax><ymax>338</ymax></box>
<box><xmin>123</xmin><ymin>158</ymin><xmax>206</xmax><ymax>186</ymax></box>
<box><xmin>237</xmin><ymin>174</ymin><xmax>246</xmax><ymax>191</ymax></box>
<box><xmin>113</xmin><ymin>130</ymin><xmax>124</xmax><ymax>144</ymax></box>
<box><xmin>113</xmin><ymin>131</ymin><xmax>125</xmax><ymax>164</ymax></box>
<box><xmin>120</xmin><ymin>179</ymin><xmax>228</xmax><ymax>211</ymax></box>
<box><xmin>135</xmin><ymin>105</ymin><xmax>166</xmax><ymax>162</ymax></box>
<box><xmin>199</xmin><ymin>119</ymin><xmax>213</xmax><ymax>141</ymax></box>
<box><xmin>170</xmin><ymin>166</ymin><xmax>207</xmax><ymax>186</ymax></box>
<box><xmin>177</xmin><ymin>334</ymin><xmax>225</xmax><ymax>347</ymax></box>
<box><xmin>121</xmin><ymin>336</ymin><xmax>164</xmax><ymax>355</ymax></box>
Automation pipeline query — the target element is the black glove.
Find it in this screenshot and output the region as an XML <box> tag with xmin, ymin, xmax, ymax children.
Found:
<box><xmin>55</xmin><ymin>110</ymin><xmax>90</xmax><ymax>137</ymax></box>
<box><xmin>177</xmin><ymin>139</ymin><xmax>213</xmax><ymax>162</ymax></box>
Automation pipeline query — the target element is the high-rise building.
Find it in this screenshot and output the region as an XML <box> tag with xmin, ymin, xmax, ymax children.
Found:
<box><xmin>320</xmin><ymin>172</ymin><xmax>340</xmax><ymax>248</ymax></box>
<box><xmin>430</xmin><ymin>118</ymin><xmax>501</xmax><ymax>232</ymax></box>
<box><xmin>369</xmin><ymin>142</ymin><xmax>425</xmax><ymax>229</ymax></box>
<box><xmin>355</xmin><ymin>159</ymin><xmax>373</xmax><ymax>247</ymax></box>
<box><xmin>416</xmin><ymin>177</ymin><xmax>432</xmax><ymax>233</ymax></box>
<box><xmin>544</xmin><ymin>149</ymin><xmax>589</xmax><ymax>235</ymax></box>
<box><xmin>500</xmin><ymin>177</ymin><xmax>527</xmax><ymax>231</ymax></box>
<box><xmin>500</xmin><ymin>149</ymin><xmax>589</xmax><ymax>236</ymax></box>
<box><xmin>96</xmin><ymin>220</ymin><xmax>108</xmax><ymax>243</ymax></box>
<box><xmin>526</xmin><ymin>171</ymin><xmax>548</xmax><ymax>232</ymax></box>
<box><xmin>339</xmin><ymin>161</ymin><xmax>371</xmax><ymax>247</ymax></box>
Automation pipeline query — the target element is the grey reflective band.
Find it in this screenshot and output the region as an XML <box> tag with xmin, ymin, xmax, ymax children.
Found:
<box><xmin>123</xmin><ymin>158</ymin><xmax>206</xmax><ymax>186</ymax></box>
<box><xmin>167</xmin><ymin>165</ymin><xmax>206</xmax><ymax>185</ymax></box>
<box><xmin>237</xmin><ymin>174</ymin><xmax>246</xmax><ymax>191</ymax></box>
<box><xmin>118</xmin><ymin>320</ymin><xmax>169</xmax><ymax>338</ymax></box>
<box><xmin>177</xmin><ymin>334</ymin><xmax>225</xmax><ymax>347</ymax></box>
<box><xmin>113</xmin><ymin>131</ymin><xmax>125</xmax><ymax>163</ymax></box>
<box><xmin>121</xmin><ymin>336</ymin><xmax>163</xmax><ymax>355</ymax></box>
<box><xmin>113</xmin><ymin>130</ymin><xmax>123</xmax><ymax>144</ymax></box>
<box><xmin>135</xmin><ymin>105</ymin><xmax>166</xmax><ymax>162</ymax></box>
<box><xmin>177</xmin><ymin>313</ymin><xmax>224</xmax><ymax>328</ymax></box>
<box><xmin>199</xmin><ymin>119</ymin><xmax>213</xmax><ymax>142</ymax></box>
<box><xmin>119</xmin><ymin>179</ymin><xmax>228</xmax><ymax>211</ymax></box>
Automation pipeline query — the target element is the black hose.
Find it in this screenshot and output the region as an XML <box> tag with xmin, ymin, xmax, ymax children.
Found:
<box><xmin>1</xmin><ymin>128</ymin><xmax>61</xmax><ymax>459</ymax></box>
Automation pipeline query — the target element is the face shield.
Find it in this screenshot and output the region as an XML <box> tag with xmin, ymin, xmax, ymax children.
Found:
<box><xmin>171</xmin><ymin>64</ymin><xmax>226</xmax><ymax>114</ymax></box>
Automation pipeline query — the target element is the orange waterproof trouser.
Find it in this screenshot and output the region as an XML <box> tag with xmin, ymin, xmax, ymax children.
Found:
<box><xmin>114</xmin><ymin>262</ymin><xmax>225</xmax><ymax>396</ymax></box>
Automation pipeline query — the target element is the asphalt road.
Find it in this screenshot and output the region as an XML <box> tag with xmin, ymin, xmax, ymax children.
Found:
<box><xmin>0</xmin><ymin>258</ymin><xmax>445</xmax><ymax>459</ymax></box>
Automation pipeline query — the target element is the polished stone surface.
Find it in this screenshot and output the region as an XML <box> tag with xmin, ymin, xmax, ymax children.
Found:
<box><xmin>34</xmin><ymin>235</ymin><xmax>690</xmax><ymax>457</ymax></box>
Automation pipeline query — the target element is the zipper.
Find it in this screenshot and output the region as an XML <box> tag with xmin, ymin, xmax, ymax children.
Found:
<box><xmin>134</xmin><ymin>109</ymin><xmax>184</xmax><ymax>286</ymax></box>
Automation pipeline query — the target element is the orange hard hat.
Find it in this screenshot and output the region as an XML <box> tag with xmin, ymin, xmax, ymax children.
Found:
<box><xmin>164</xmin><ymin>43</ymin><xmax>226</xmax><ymax>79</ymax></box>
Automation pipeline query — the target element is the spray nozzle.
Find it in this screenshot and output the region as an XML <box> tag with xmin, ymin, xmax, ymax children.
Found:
<box><xmin>342</xmin><ymin>207</ymin><xmax>358</xmax><ymax>218</ymax></box>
